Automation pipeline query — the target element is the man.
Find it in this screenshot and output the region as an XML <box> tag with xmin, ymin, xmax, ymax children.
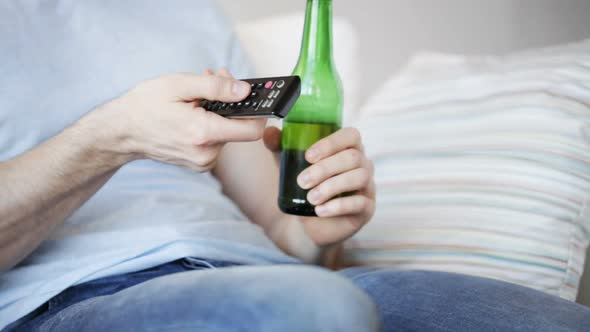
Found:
<box><xmin>1</xmin><ymin>1</ymin><xmax>590</xmax><ymax>331</ymax></box>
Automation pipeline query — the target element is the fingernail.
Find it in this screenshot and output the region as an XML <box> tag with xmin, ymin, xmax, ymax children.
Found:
<box><xmin>308</xmin><ymin>190</ymin><xmax>321</xmax><ymax>203</ymax></box>
<box><xmin>315</xmin><ymin>205</ymin><xmax>329</xmax><ymax>215</ymax></box>
<box><xmin>307</xmin><ymin>149</ymin><xmax>318</xmax><ymax>162</ymax></box>
<box><xmin>232</xmin><ymin>81</ymin><xmax>250</xmax><ymax>96</ymax></box>
<box><xmin>298</xmin><ymin>173</ymin><xmax>311</xmax><ymax>188</ymax></box>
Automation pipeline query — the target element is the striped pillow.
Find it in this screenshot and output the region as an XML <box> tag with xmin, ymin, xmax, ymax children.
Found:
<box><xmin>343</xmin><ymin>40</ymin><xmax>590</xmax><ymax>300</ymax></box>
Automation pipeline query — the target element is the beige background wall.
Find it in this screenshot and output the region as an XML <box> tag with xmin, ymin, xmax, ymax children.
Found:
<box><xmin>218</xmin><ymin>0</ymin><xmax>590</xmax><ymax>102</ymax></box>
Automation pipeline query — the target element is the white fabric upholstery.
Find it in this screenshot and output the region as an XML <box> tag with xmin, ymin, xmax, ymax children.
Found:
<box><xmin>343</xmin><ymin>42</ymin><xmax>590</xmax><ymax>301</ymax></box>
<box><xmin>234</xmin><ymin>13</ymin><xmax>590</xmax><ymax>305</ymax></box>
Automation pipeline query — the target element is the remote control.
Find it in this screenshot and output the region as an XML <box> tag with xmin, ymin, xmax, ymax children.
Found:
<box><xmin>200</xmin><ymin>76</ymin><xmax>301</xmax><ymax>119</ymax></box>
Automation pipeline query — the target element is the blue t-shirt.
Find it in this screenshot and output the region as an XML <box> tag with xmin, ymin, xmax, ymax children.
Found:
<box><xmin>0</xmin><ymin>0</ymin><xmax>297</xmax><ymax>327</ymax></box>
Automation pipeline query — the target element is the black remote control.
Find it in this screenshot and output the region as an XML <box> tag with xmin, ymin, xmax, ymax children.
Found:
<box><xmin>200</xmin><ymin>76</ymin><xmax>301</xmax><ymax>119</ymax></box>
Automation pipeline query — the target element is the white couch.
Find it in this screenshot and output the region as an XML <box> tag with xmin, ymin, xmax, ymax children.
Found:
<box><xmin>235</xmin><ymin>14</ymin><xmax>590</xmax><ymax>307</ymax></box>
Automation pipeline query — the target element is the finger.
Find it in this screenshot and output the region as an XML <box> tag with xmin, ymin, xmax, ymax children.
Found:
<box><xmin>263</xmin><ymin>126</ymin><xmax>282</xmax><ymax>152</ymax></box>
<box><xmin>315</xmin><ymin>195</ymin><xmax>375</xmax><ymax>220</ymax></box>
<box><xmin>306</xmin><ymin>127</ymin><xmax>363</xmax><ymax>163</ymax></box>
<box><xmin>300</xmin><ymin>215</ymin><xmax>364</xmax><ymax>247</ymax></box>
<box><xmin>197</xmin><ymin>109</ymin><xmax>267</xmax><ymax>143</ymax></box>
<box><xmin>307</xmin><ymin>168</ymin><xmax>371</xmax><ymax>205</ymax></box>
<box><xmin>215</xmin><ymin>67</ymin><xmax>234</xmax><ymax>79</ymax></box>
<box><xmin>167</xmin><ymin>73</ymin><xmax>251</xmax><ymax>102</ymax></box>
<box><xmin>297</xmin><ymin>148</ymin><xmax>364</xmax><ymax>190</ymax></box>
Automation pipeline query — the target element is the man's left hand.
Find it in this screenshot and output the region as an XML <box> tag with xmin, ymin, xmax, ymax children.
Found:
<box><xmin>263</xmin><ymin>127</ymin><xmax>376</xmax><ymax>249</ymax></box>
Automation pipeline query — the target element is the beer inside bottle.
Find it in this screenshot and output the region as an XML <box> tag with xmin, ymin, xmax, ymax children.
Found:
<box><xmin>279</xmin><ymin>0</ymin><xmax>343</xmax><ymax>216</ymax></box>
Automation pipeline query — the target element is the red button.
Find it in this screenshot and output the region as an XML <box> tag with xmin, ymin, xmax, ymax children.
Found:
<box><xmin>264</xmin><ymin>81</ymin><xmax>273</xmax><ymax>89</ymax></box>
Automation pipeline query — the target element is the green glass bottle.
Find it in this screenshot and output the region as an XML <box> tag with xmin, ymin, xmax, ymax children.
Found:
<box><xmin>279</xmin><ymin>0</ymin><xmax>343</xmax><ymax>216</ymax></box>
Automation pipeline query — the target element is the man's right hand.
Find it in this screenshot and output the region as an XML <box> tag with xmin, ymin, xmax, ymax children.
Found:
<box><xmin>0</xmin><ymin>69</ymin><xmax>265</xmax><ymax>271</ymax></box>
<box><xmin>89</xmin><ymin>70</ymin><xmax>265</xmax><ymax>172</ymax></box>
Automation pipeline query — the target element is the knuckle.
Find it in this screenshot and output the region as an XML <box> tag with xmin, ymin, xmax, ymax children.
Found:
<box><xmin>319</xmin><ymin>180</ymin><xmax>334</xmax><ymax>197</ymax></box>
<box><xmin>192</xmin><ymin>126</ymin><xmax>211</xmax><ymax>146</ymax></box>
<box><xmin>348</xmin><ymin>127</ymin><xmax>362</xmax><ymax>142</ymax></box>
<box><xmin>313</xmin><ymin>163</ymin><xmax>326</xmax><ymax>179</ymax></box>
<box><xmin>206</xmin><ymin>76</ymin><xmax>225</xmax><ymax>98</ymax></box>
<box><xmin>203</xmin><ymin>148</ymin><xmax>217</xmax><ymax>164</ymax></box>
<box><xmin>347</xmin><ymin>149</ymin><xmax>363</xmax><ymax>166</ymax></box>
<box><xmin>319</xmin><ymin>141</ymin><xmax>333</xmax><ymax>155</ymax></box>
<box><xmin>252</xmin><ymin>131</ymin><xmax>263</xmax><ymax>141</ymax></box>
<box><xmin>252</xmin><ymin>126</ymin><xmax>264</xmax><ymax>141</ymax></box>
<box><xmin>244</xmin><ymin>126</ymin><xmax>263</xmax><ymax>141</ymax></box>
<box><xmin>358</xmin><ymin>168</ymin><xmax>371</xmax><ymax>186</ymax></box>
<box><xmin>199</xmin><ymin>156</ymin><xmax>217</xmax><ymax>170</ymax></box>
<box><xmin>353</xmin><ymin>196</ymin><xmax>367</xmax><ymax>212</ymax></box>
<box><xmin>331</xmin><ymin>198</ymin><xmax>344</xmax><ymax>213</ymax></box>
<box><xmin>248</xmin><ymin>120</ymin><xmax>266</xmax><ymax>141</ymax></box>
<box><xmin>191</xmin><ymin>157</ymin><xmax>215</xmax><ymax>172</ymax></box>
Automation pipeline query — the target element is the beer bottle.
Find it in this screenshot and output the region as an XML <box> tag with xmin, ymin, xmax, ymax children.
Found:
<box><xmin>279</xmin><ymin>0</ymin><xmax>343</xmax><ymax>216</ymax></box>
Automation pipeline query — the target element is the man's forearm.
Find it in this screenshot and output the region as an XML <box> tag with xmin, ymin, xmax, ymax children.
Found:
<box><xmin>0</xmin><ymin>107</ymin><xmax>132</xmax><ymax>271</ymax></box>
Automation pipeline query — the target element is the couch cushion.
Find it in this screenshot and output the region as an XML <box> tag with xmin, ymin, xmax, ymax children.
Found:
<box><xmin>344</xmin><ymin>40</ymin><xmax>590</xmax><ymax>301</ymax></box>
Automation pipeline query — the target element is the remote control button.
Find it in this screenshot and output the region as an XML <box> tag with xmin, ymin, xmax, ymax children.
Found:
<box><xmin>220</xmin><ymin>103</ymin><xmax>228</xmax><ymax>109</ymax></box>
<box><xmin>264</xmin><ymin>81</ymin><xmax>273</xmax><ymax>89</ymax></box>
<box><xmin>236</xmin><ymin>102</ymin><xmax>243</xmax><ymax>108</ymax></box>
<box><xmin>273</xmin><ymin>90</ymin><xmax>281</xmax><ymax>99</ymax></box>
<box><xmin>252</xmin><ymin>101</ymin><xmax>259</xmax><ymax>108</ymax></box>
<box><xmin>276</xmin><ymin>80</ymin><xmax>285</xmax><ymax>88</ymax></box>
<box><xmin>267</xmin><ymin>99</ymin><xmax>275</xmax><ymax>108</ymax></box>
<box><xmin>250</xmin><ymin>83</ymin><xmax>257</xmax><ymax>89</ymax></box>
<box><xmin>268</xmin><ymin>90</ymin><xmax>276</xmax><ymax>98</ymax></box>
<box><xmin>250</xmin><ymin>91</ymin><xmax>258</xmax><ymax>99</ymax></box>
<box><xmin>244</xmin><ymin>101</ymin><xmax>252</xmax><ymax>108</ymax></box>
<box><xmin>261</xmin><ymin>100</ymin><xmax>269</xmax><ymax>108</ymax></box>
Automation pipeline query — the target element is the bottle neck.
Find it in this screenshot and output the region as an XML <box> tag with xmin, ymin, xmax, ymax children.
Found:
<box><xmin>295</xmin><ymin>0</ymin><xmax>334</xmax><ymax>72</ymax></box>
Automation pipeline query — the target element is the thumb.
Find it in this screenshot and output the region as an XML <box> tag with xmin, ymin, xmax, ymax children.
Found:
<box><xmin>263</xmin><ymin>126</ymin><xmax>282</xmax><ymax>153</ymax></box>
<box><xmin>166</xmin><ymin>73</ymin><xmax>251</xmax><ymax>102</ymax></box>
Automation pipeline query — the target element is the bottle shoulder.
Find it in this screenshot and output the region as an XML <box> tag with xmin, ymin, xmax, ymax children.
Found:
<box><xmin>288</xmin><ymin>62</ymin><xmax>343</xmax><ymax>124</ymax></box>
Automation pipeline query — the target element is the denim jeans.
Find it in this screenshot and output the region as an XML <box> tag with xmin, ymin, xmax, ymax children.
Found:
<box><xmin>9</xmin><ymin>259</ymin><xmax>590</xmax><ymax>332</ymax></box>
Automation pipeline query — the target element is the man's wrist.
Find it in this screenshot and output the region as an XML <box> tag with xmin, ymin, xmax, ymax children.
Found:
<box><xmin>69</xmin><ymin>103</ymin><xmax>139</xmax><ymax>170</ymax></box>
<box><xmin>270</xmin><ymin>214</ymin><xmax>342</xmax><ymax>267</ymax></box>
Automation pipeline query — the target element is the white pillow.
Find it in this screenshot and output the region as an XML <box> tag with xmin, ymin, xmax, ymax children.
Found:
<box><xmin>235</xmin><ymin>13</ymin><xmax>361</xmax><ymax>124</ymax></box>
<box><xmin>343</xmin><ymin>39</ymin><xmax>590</xmax><ymax>301</ymax></box>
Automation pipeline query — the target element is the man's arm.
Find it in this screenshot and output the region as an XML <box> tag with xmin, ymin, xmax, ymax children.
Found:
<box><xmin>213</xmin><ymin>70</ymin><xmax>375</xmax><ymax>267</ymax></box>
<box><xmin>0</xmin><ymin>109</ymin><xmax>130</xmax><ymax>271</ymax></box>
<box><xmin>0</xmin><ymin>72</ymin><xmax>262</xmax><ymax>272</ymax></box>
<box><xmin>214</xmin><ymin>138</ymin><xmax>328</xmax><ymax>263</ymax></box>
<box><xmin>214</xmin><ymin>128</ymin><xmax>376</xmax><ymax>266</ymax></box>
<box><xmin>213</xmin><ymin>69</ymin><xmax>375</xmax><ymax>265</ymax></box>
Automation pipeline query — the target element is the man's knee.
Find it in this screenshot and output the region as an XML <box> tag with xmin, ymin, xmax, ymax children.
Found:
<box><xmin>74</xmin><ymin>265</ymin><xmax>381</xmax><ymax>332</ymax></box>
<box><xmin>181</xmin><ymin>265</ymin><xmax>382</xmax><ymax>332</ymax></box>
